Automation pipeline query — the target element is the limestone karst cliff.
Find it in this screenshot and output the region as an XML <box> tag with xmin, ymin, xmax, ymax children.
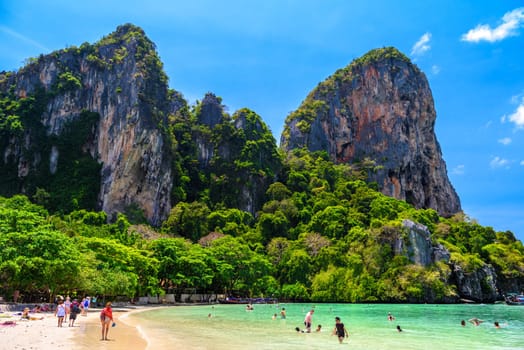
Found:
<box><xmin>280</xmin><ymin>47</ymin><xmax>461</xmax><ymax>217</ymax></box>
<box><xmin>189</xmin><ymin>93</ymin><xmax>282</xmax><ymax>216</ymax></box>
<box><xmin>0</xmin><ymin>24</ymin><xmax>173</xmax><ymax>225</ymax></box>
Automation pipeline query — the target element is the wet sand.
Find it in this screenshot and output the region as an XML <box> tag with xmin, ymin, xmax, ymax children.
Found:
<box><xmin>72</xmin><ymin>308</ymin><xmax>148</xmax><ymax>350</ymax></box>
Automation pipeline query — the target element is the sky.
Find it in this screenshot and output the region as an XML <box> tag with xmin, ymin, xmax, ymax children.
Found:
<box><xmin>0</xmin><ymin>0</ymin><xmax>523</xmax><ymax>242</ymax></box>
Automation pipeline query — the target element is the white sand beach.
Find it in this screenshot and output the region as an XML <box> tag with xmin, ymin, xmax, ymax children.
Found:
<box><xmin>0</xmin><ymin>307</ymin><xmax>148</xmax><ymax>350</ymax></box>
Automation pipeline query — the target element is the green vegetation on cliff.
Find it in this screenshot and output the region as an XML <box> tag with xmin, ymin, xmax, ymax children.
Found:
<box><xmin>1</xmin><ymin>147</ymin><xmax>522</xmax><ymax>303</ymax></box>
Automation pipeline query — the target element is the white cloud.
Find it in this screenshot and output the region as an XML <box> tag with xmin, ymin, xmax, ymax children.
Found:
<box><xmin>508</xmin><ymin>102</ymin><xmax>524</xmax><ymax>129</ymax></box>
<box><xmin>0</xmin><ymin>26</ymin><xmax>50</xmax><ymax>52</ymax></box>
<box><xmin>498</xmin><ymin>137</ymin><xmax>512</xmax><ymax>145</ymax></box>
<box><xmin>451</xmin><ymin>164</ymin><xmax>465</xmax><ymax>175</ymax></box>
<box><xmin>521</xmin><ymin>160</ymin><xmax>524</xmax><ymax>166</ymax></box>
<box><xmin>411</xmin><ymin>32</ymin><xmax>431</xmax><ymax>56</ymax></box>
<box><xmin>490</xmin><ymin>156</ymin><xmax>510</xmax><ymax>169</ymax></box>
<box><xmin>431</xmin><ymin>65</ymin><xmax>440</xmax><ymax>75</ymax></box>
<box><xmin>461</xmin><ymin>7</ymin><xmax>524</xmax><ymax>43</ymax></box>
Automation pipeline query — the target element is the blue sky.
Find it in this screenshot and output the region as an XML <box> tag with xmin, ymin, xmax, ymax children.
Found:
<box><xmin>1</xmin><ymin>1</ymin><xmax>523</xmax><ymax>241</ymax></box>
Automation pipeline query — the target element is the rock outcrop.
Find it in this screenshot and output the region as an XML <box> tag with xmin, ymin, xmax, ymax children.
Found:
<box><xmin>452</xmin><ymin>264</ymin><xmax>499</xmax><ymax>302</ymax></box>
<box><xmin>280</xmin><ymin>47</ymin><xmax>461</xmax><ymax>217</ymax></box>
<box><xmin>395</xmin><ymin>220</ymin><xmax>501</xmax><ymax>302</ymax></box>
<box><xmin>395</xmin><ymin>220</ymin><xmax>450</xmax><ymax>266</ymax></box>
<box><xmin>0</xmin><ymin>24</ymin><xmax>173</xmax><ymax>225</ymax></box>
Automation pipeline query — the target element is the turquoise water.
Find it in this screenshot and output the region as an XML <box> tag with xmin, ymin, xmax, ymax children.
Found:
<box><xmin>127</xmin><ymin>303</ymin><xmax>523</xmax><ymax>349</ymax></box>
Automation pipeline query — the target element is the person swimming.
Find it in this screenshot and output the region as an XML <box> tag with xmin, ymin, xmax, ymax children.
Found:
<box><xmin>396</xmin><ymin>325</ymin><xmax>403</xmax><ymax>332</ymax></box>
<box><xmin>468</xmin><ymin>318</ymin><xmax>484</xmax><ymax>326</ymax></box>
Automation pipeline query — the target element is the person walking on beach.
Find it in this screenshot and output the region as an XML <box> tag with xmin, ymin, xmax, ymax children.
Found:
<box><xmin>55</xmin><ymin>300</ymin><xmax>66</xmax><ymax>327</ymax></box>
<box><xmin>333</xmin><ymin>317</ymin><xmax>349</xmax><ymax>343</ymax></box>
<box><xmin>82</xmin><ymin>296</ymin><xmax>90</xmax><ymax>315</ymax></box>
<box><xmin>69</xmin><ymin>300</ymin><xmax>81</xmax><ymax>327</ymax></box>
<box><xmin>100</xmin><ymin>302</ymin><xmax>114</xmax><ymax>341</ymax></box>
<box><xmin>304</xmin><ymin>309</ymin><xmax>314</xmax><ymax>333</ymax></box>
<box><xmin>64</xmin><ymin>296</ymin><xmax>71</xmax><ymax>322</ymax></box>
<box><xmin>80</xmin><ymin>298</ymin><xmax>86</xmax><ymax>315</ymax></box>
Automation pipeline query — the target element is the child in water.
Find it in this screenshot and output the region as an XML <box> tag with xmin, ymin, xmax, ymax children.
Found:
<box><xmin>333</xmin><ymin>317</ymin><xmax>349</xmax><ymax>343</ymax></box>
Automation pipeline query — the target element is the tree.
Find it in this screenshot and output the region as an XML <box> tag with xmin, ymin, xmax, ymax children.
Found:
<box><xmin>208</xmin><ymin>236</ymin><xmax>272</xmax><ymax>296</ymax></box>
<box><xmin>162</xmin><ymin>201</ymin><xmax>210</xmax><ymax>241</ymax></box>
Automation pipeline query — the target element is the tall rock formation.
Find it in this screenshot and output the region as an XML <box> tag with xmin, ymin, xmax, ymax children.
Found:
<box><xmin>189</xmin><ymin>93</ymin><xmax>282</xmax><ymax>215</ymax></box>
<box><xmin>280</xmin><ymin>47</ymin><xmax>461</xmax><ymax>217</ymax></box>
<box><xmin>0</xmin><ymin>24</ymin><xmax>173</xmax><ymax>225</ymax></box>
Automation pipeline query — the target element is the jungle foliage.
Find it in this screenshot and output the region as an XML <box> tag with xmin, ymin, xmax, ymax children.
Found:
<box><xmin>1</xmin><ymin>146</ymin><xmax>522</xmax><ymax>303</ymax></box>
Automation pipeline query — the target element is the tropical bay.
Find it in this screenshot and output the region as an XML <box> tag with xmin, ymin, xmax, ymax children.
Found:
<box><xmin>123</xmin><ymin>303</ymin><xmax>523</xmax><ymax>350</ymax></box>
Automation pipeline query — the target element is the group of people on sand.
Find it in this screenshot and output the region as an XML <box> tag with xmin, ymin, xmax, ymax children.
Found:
<box><xmin>54</xmin><ymin>295</ymin><xmax>116</xmax><ymax>340</ymax></box>
<box><xmin>56</xmin><ymin>296</ymin><xmax>115</xmax><ymax>340</ymax></box>
<box><xmin>1</xmin><ymin>295</ymin><xmax>115</xmax><ymax>341</ymax></box>
<box><xmin>53</xmin><ymin>296</ymin><xmax>83</xmax><ymax>327</ymax></box>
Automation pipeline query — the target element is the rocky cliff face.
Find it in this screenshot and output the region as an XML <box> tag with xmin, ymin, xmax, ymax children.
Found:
<box><xmin>395</xmin><ymin>220</ymin><xmax>450</xmax><ymax>266</ymax></box>
<box><xmin>192</xmin><ymin>93</ymin><xmax>281</xmax><ymax>215</ymax></box>
<box><xmin>280</xmin><ymin>47</ymin><xmax>461</xmax><ymax>217</ymax></box>
<box><xmin>452</xmin><ymin>264</ymin><xmax>499</xmax><ymax>302</ymax></box>
<box><xmin>0</xmin><ymin>24</ymin><xmax>173</xmax><ymax>225</ymax></box>
<box><xmin>396</xmin><ymin>220</ymin><xmax>500</xmax><ymax>302</ymax></box>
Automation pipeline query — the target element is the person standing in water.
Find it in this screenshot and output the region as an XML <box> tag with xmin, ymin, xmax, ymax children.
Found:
<box><xmin>304</xmin><ymin>309</ymin><xmax>314</xmax><ymax>333</ymax></box>
<box><xmin>333</xmin><ymin>317</ymin><xmax>349</xmax><ymax>343</ymax></box>
<box><xmin>100</xmin><ymin>302</ymin><xmax>114</xmax><ymax>341</ymax></box>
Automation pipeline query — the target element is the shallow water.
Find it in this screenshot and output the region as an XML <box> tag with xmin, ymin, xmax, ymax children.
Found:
<box><xmin>128</xmin><ymin>303</ymin><xmax>523</xmax><ymax>349</ymax></box>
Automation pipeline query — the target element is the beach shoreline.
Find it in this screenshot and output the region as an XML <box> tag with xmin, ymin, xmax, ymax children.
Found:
<box><xmin>0</xmin><ymin>304</ymin><xmax>167</xmax><ymax>350</ymax></box>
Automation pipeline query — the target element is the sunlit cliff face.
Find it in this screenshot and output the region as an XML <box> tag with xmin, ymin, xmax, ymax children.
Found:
<box><xmin>281</xmin><ymin>48</ymin><xmax>461</xmax><ymax>217</ymax></box>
